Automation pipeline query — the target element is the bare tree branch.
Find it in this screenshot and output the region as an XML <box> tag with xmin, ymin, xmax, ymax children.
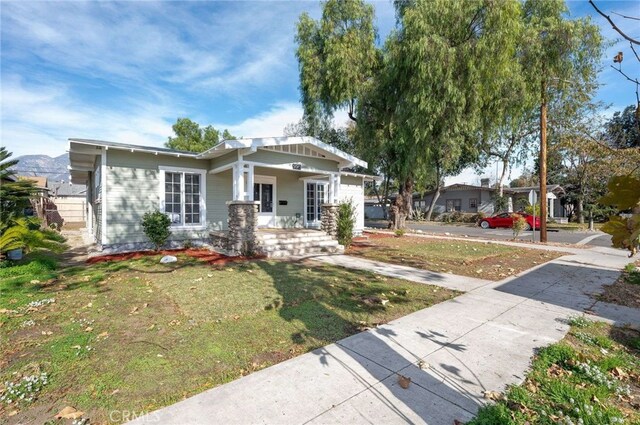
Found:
<box><xmin>610</xmin><ymin>11</ymin><xmax>640</xmax><ymax>21</ymax></box>
<box><xmin>611</xmin><ymin>64</ymin><xmax>640</xmax><ymax>85</ymax></box>
<box><xmin>630</xmin><ymin>42</ymin><xmax>640</xmax><ymax>63</ymax></box>
<box><xmin>589</xmin><ymin>0</ymin><xmax>640</xmax><ymax>45</ymax></box>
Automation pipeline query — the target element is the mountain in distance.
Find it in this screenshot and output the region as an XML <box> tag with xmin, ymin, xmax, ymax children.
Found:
<box><xmin>12</xmin><ymin>153</ymin><xmax>71</xmax><ymax>183</ymax></box>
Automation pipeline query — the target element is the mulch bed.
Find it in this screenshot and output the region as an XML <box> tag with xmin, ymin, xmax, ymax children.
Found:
<box><xmin>87</xmin><ymin>248</ymin><xmax>263</xmax><ymax>266</ymax></box>
<box><xmin>598</xmin><ymin>273</ymin><xmax>640</xmax><ymax>309</ymax></box>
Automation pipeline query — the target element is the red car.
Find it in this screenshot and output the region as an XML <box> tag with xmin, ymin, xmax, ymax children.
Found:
<box><xmin>479</xmin><ymin>212</ymin><xmax>541</xmax><ymax>230</ymax></box>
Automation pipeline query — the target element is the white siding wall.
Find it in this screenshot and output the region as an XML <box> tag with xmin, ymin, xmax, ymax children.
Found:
<box><xmin>339</xmin><ymin>175</ymin><xmax>365</xmax><ymax>234</ymax></box>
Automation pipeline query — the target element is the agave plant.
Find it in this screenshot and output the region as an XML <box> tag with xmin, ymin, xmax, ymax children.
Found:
<box><xmin>0</xmin><ymin>217</ymin><xmax>66</xmax><ymax>255</ymax></box>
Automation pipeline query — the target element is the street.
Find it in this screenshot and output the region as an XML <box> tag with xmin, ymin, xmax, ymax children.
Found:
<box><xmin>365</xmin><ymin>220</ymin><xmax>614</xmax><ymax>247</ymax></box>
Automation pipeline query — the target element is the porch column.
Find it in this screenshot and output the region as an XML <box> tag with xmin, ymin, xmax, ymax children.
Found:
<box><xmin>334</xmin><ymin>173</ymin><xmax>341</xmax><ymax>202</ymax></box>
<box><xmin>328</xmin><ymin>174</ymin><xmax>334</xmax><ymax>204</ymax></box>
<box><xmin>232</xmin><ymin>163</ymin><xmax>245</xmax><ymax>201</ymax></box>
<box><xmin>549</xmin><ymin>197</ymin><xmax>555</xmax><ymax>218</ymax></box>
<box><xmin>247</xmin><ymin>164</ymin><xmax>255</xmax><ymax>201</ymax></box>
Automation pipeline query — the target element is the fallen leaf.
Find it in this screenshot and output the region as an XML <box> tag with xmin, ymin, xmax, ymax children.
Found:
<box><xmin>55</xmin><ymin>406</ymin><xmax>84</xmax><ymax>419</ymax></box>
<box><xmin>41</xmin><ymin>331</ymin><xmax>53</xmax><ymax>336</ymax></box>
<box><xmin>147</xmin><ymin>324</ymin><xmax>156</xmax><ymax>331</ymax></box>
<box><xmin>612</xmin><ymin>367</ymin><xmax>627</xmax><ymax>379</ymax></box>
<box><xmin>417</xmin><ymin>360</ymin><xmax>429</xmax><ymax>370</ymax></box>
<box><xmin>130</xmin><ymin>306</ymin><xmax>139</xmax><ymax>314</ymax></box>
<box><xmin>483</xmin><ymin>390</ymin><xmax>503</xmax><ymax>401</ymax></box>
<box><xmin>398</xmin><ymin>375</ymin><xmax>411</xmax><ymax>389</ymax></box>
<box><xmin>189</xmin><ymin>286</ymin><xmax>197</xmax><ymax>290</ymax></box>
<box><xmin>8</xmin><ymin>410</ymin><xmax>18</xmax><ymax>417</ymax></box>
<box><xmin>143</xmin><ymin>303</ymin><xmax>148</xmax><ymax>308</ymax></box>
<box><xmin>84</xmin><ymin>326</ymin><xmax>93</xmax><ymax>332</ymax></box>
<box><xmin>98</xmin><ymin>331</ymin><xmax>109</xmax><ymax>338</ymax></box>
<box><xmin>111</xmin><ymin>389</ymin><xmax>120</xmax><ymax>396</ymax></box>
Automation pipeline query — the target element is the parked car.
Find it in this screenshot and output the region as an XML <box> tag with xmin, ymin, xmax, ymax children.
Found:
<box><xmin>479</xmin><ymin>212</ymin><xmax>541</xmax><ymax>230</ymax></box>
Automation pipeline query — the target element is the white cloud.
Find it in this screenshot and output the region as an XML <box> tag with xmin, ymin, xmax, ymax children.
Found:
<box><xmin>216</xmin><ymin>102</ymin><xmax>304</xmax><ymax>139</ymax></box>
<box><xmin>1</xmin><ymin>76</ymin><xmax>174</xmax><ymax>157</ymax></box>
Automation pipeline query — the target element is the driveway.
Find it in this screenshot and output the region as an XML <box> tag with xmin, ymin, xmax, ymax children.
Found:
<box><xmin>128</xmin><ymin>245</ymin><xmax>635</xmax><ymax>425</ymax></box>
<box><xmin>366</xmin><ymin>220</ymin><xmax>612</xmax><ymax>247</ymax></box>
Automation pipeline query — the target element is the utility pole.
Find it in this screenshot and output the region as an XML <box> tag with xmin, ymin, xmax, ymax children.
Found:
<box><xmin>539</xmin><ymin>77</ymin><xmax>548</xmax><ymax>243</ymax></box>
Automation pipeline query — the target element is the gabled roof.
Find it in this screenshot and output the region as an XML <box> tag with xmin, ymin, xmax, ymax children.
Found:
<box><xmin>197</xmin><ymin>136</ymin><xmax>367</xmax><ymax>168</ymax></box>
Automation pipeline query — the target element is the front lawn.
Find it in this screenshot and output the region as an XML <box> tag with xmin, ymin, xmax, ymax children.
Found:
<box><xmin>0</xmin><ymin>251</ymin><xmax>459</xmax><ymax>423</ymax></box>
<box><xmin>349</xmin><ymin>233</ymin><xmax>564</xmax><ymax>280</ymax></box>
<box><xmin>470</xmin><ymin>318</ymin><xmax>640</xmax><ymax>424</ymax></box>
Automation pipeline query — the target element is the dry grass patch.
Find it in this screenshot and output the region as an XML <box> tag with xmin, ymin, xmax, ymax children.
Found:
<box><xmin>349</xmin><ymin>234</ymin><xmax>564</xmax><ymax>280</ymax></box>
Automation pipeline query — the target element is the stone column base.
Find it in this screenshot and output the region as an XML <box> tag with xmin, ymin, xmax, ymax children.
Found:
<box><xmin>321</xmin><ymin>203</ymin><xmax>339</xmax><ymax>238</ymax></box>
<box><xmin>227</xmin><ymin>201</ymin><xmax>260</xmax><ymax>256</ymax></box>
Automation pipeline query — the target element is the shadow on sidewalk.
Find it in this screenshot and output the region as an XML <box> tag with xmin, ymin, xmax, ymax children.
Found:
<box><xmin>256</xmin><ymin>260</ymin><xmax>480</xmax><ymax>423</ymax></box>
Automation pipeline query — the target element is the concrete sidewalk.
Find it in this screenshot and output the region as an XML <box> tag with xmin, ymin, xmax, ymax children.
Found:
<box><xmin>129</xmin><ymin>247</ymin><xmax>636</xmax><ymax>425</ymax></box>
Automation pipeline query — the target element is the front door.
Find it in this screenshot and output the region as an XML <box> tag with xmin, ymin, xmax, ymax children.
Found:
<box><xmin>305</xmin><ymin>181</ymin><xmax>327</xmax><ymax>228</ymax></box>
<box><xmin>254</xmin><ymin>176</ymin><xmax>276</xmax><ymax>227</ymax></box>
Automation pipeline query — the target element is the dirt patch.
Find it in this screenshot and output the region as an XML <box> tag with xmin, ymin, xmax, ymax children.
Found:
<box><xmin>598</xmin><ymin>275</ymin><xmax>640</xmax><ymax>309</ymax></box>
<box><xmin>87</xmin><ymin>248</ymin><xmax>263</xmax><ymax>266</ymax></box>
<box><xmin>250</xmin><ymin>350</ymin><xmax>292</xmax><ymax>368</ymax></box>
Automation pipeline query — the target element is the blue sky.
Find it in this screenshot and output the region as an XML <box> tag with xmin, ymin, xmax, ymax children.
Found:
<box><xmin>1</xmin><ymin>0</ymin><xmax>638</xmax><ymax>183</ymax></box>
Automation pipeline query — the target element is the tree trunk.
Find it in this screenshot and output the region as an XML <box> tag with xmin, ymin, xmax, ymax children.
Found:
<box><xmin>382</xmin><ymin>175</ymin><xmax>391</xmax><ymax>220</ymax></box>
<box><xmin>425</xmin><ymin>186</ymin><xmax>441</xmax><ymax>222</ymax></box>
<box><xmin>588</xmin><ymin>210</ymin><xmax>594</xmax><ymax>231</ymax></box>
<box><xmin>390</xmin><ymin>177</ymin><xmax>413</xmax><ymax>229</ymax></box>
<box><xmin>498</xmin><ymin>157</ymin><xmax>509</xmax><ymax>197</ymax></box>
<box><xmin>576</xmin><ymin>199</ymin><xmax>584</xmax><ymax>224</ymax></box>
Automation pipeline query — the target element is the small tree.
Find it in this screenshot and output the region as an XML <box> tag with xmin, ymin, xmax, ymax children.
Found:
<box><xmin>512</xmin><ymin>213</ymin><xmax>527</xmax><ymax>239</ymax></box>
<box><xmin>337</xmin><ymin>200</ymin><xmax>356</xmax><ymax>248</ymax></box>
<box><xmin>141</xmin><ymin>210</ymin><xmax>171</xmax><ymax>251</ymax></box>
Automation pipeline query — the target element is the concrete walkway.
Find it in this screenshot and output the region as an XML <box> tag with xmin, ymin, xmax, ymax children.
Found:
<box><xmin>317</xmin><ymin>255</ymin><xmax>492</xmax><ymax>292</ymax></box>
<box><xmin>128</xmin><ymin>247</ymin><xmax>637</xmax><ymax>425</ymax></box>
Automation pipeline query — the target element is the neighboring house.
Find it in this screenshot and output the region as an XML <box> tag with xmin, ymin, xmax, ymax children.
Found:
<box><xmin>509</xmin><ymin>185</ymin><xmax>566</xmax><ymax>219</ymax></box>
<box><xmin>364</xmin><ymin>196</ymin><xmax>388</xmax><ymax>220</ymax></box>
<box><xmin>68</xmin><ymin>137</ymin><xmax>377</xmax><ymax>253</ymax></box>
<box><xmin>413</xmin><ymin>182</ymin><xmax>568</xmax><ymax>219</ymax></box>
<box><xmin>46</xmin><ymin>181</ymin><xmax>88</xmax><ymax>228</ymax></box>
<box><xmin>413</xmin><ymin>183</ymin><xmax>499</xmax><ymax>216</ymax></box>
<box><xmin>366</xmin><ymin>182</ymin><xmax>568</xmax><ymax>221</ymax></box>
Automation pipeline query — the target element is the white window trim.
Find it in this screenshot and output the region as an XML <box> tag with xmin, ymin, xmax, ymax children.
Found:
<box><xmin>159</xmin><ymin>166</ymin><xmax>207</xmax><ymax>230</ymax></box>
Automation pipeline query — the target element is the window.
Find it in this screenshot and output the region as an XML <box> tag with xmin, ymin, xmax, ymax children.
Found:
<box><xmin>469</xmin><ymin>198</ymin><xmax>478</xmax><ymax>209</ymax></box>
<box><xmin>160</xmin><ymin>168</ymin><xmax>206</xmax><ymax>227</ymax></box>
<box><xmin>446</xmin><ymin>199</ymin><xmax>462</xmax><ymax>212</ymax></box>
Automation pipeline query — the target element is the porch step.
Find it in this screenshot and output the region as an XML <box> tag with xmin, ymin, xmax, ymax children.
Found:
<box><xmin>265</xmin><ymin>244</ymin><xmax>344</xmax><ymax>258</ymax></box>
<box><xmin>257</xmin><ymin>235</ymin><xmax>336</xmax><ymax>246</ymax></box>
<box><xmin>256</xmin><ymin>230</ymin><xmax>344</xmax><ymax>258</ymax></box>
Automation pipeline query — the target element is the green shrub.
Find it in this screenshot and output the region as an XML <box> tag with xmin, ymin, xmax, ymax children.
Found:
<box><xmin>470</xmin><ymin>212</ymin><xmax>487</xmax><ymax>223</ymax></box>
<box><xmin>394</xmin><ymin>228</ymin><xmax>405</xmax><ymax>237</ymax></box>
<box><xmin>511</xmin><ymin>213</ymin><xmax>527</xmax><ymax>238</ymax></box>
<box><xmin>337</xmin><ymin>200</ymin><xmax>356</xmax><ymax>248</ymax></box>
<box><xmin>524</xmin><ymin>203</ymin><xmax>541</xmax><ymax>216</ymax></box>
<box><xmin>141</xmin><ymin>210</ymin><xmax>172</xmax><ymax>250</ymax></box>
